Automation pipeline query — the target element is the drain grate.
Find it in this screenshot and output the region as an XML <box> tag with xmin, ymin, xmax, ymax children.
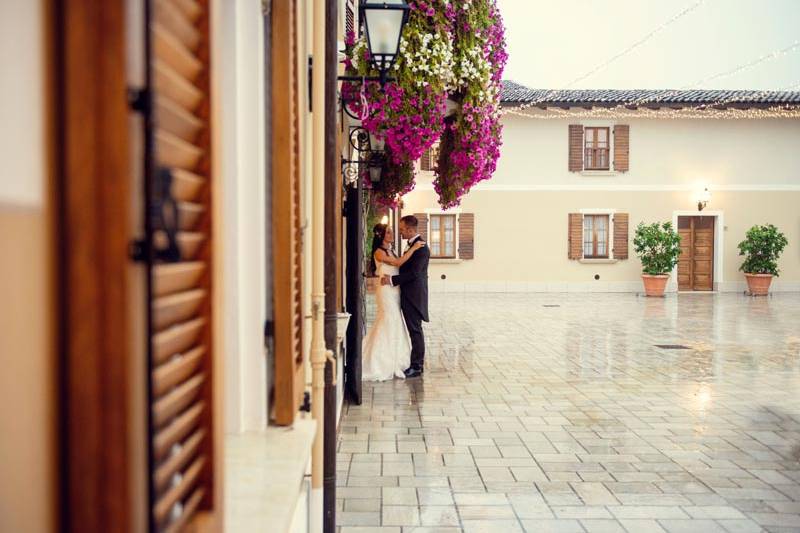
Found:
<box><xmin>655</xmin><ymin>344</ymin><xmax>690</xmax><ymax>350</ymax></box>
<box><xmin>543</xmin><ymin>304</ymin><xmax>561</xmax><ymax>308</ymax></box>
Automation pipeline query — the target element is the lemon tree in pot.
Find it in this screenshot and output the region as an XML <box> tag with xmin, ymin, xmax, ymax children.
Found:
<box><xmin>633</xmin><ymin>221</ymin><xmax>682</xmax><ymax>297</ymax></box>
<box><xmin>738</xmin><ymin>224</ymin><xmax>787</xmax><ymax>296</ymax></box>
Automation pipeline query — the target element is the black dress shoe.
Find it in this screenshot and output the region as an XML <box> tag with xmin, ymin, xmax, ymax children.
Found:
<box><xmin>404</xmin><ymin>367</ymin><xmax>423</xmax><ymax>378</ymax></box>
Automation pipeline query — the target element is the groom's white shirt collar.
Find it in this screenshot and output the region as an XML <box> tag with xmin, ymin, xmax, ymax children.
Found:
<box><xmin>407</xmin><ymin>233</ymin><xmax>422</xmax><ymax>244</ymax></box>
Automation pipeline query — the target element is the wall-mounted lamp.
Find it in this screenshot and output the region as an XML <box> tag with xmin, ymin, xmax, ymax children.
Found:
<box><xmin>697</xmin><ymin>187</ymin><xmax>711</xmax><ymax>211</ymax></box>
<box><xmin>338</xmin><ymin>0</ymin><xmax>410</xmax><ymax>88</ymax></box>
<box><xmin>341</xmin><ymin>126</ymin><xmax>387</xmax><ymax>187</ymax></box>
<box><xmin>380</xmin><ymin>215</ymin><xmax>389</xmax><ymax>224</ymax></box>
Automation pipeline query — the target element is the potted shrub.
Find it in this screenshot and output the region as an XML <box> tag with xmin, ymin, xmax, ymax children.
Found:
<box><xmin>738</xmin><ymin>224</ymin><xmax>788</xmax><ymax>296</ymax></box>
<box><xmin>633</xmin><ymin>221</ymin><xmax>682</xmax><ymax>297</ymax></box>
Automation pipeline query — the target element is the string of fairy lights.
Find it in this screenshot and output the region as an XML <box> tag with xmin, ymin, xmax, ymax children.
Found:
<box><xmin>501</xmin><ymin>0</ymin><xmax>800</xmax><ymax>120</ymax></box>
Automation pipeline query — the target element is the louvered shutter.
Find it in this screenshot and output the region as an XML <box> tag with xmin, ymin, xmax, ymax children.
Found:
<box><xmin>458</xmin><ymin>213</ymin><xmax>475</xmax><ymax>260</ymax></box>
<box><xmin>415</xmin><ymin>213</ymin><xmax>429</xmax><ymax>242</ymax></box>
<box><xmin>568</xmin><ymin>125</ymin><xmax>584</xmax><ymax>172</ymax></box>
<box><xmin>613</xmin><ymin>125</ymin><xmax>629</xmax><ymax>172</ymax></box>
<box><xmin>420</xmin><ymin>149</ymin><xmax>432</xmax><ymax>171</ymax></box>
<box><xmin>613</xmin><ymin>212</ymin><xmax>629</xmax><ymax>259</ymax></box>
<box><xmin>345</xmin><ymin>0</ymin><xmax>355</xmax><ymax>36</ymax></box>
<box><xmin>272</xmin><ymin>0</ymin><xmax>305</xmax><ymax>426</ymax></box>
<box><xmin>150</xmin><ymin>0</ymin><xmax>214</xmax><ymax>529</ymax></box>
<box><xmin>568</xmin><ymin>213</ymin><xmax>583</xmax><ymax>259</ymax></box>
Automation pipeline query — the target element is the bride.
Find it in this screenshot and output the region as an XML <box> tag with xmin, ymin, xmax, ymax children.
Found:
<box><xmin>362</xmin><ymin>223</ymin><xmax>424</xmax><ymax>381</ymax></box>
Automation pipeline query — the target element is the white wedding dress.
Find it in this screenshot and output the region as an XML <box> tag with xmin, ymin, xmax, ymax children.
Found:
<box><xmin>362</xmin><ymin>259</ymin><xmax>411</xmax><ymax>381</ymax></box>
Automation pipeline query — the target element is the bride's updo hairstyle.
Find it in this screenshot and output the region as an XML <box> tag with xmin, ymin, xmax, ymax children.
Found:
<box><xmin>370</xmin><ymin>223</ymin><xmax>389</xmax><ymax>276</ymax></box>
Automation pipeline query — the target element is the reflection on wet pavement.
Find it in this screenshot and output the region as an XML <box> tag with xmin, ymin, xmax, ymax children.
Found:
<box><xmin>340</xmin><ymin>293</ymin><xmax>800</xmax><ymax>532</ymax></box>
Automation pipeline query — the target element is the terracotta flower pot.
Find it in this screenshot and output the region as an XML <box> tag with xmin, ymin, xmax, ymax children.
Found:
<box><xmin>641</xmin><ymin>274</ymin><xmax>670</xmax><ymax>297</ymax></box>
<box><xmin>745</xmin><ymin>273</ymin><xmax>773</xmax><ymax>296</ymax></box>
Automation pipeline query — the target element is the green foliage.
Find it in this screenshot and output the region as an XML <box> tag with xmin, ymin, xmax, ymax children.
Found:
<box><xmin>633</xmin><ymin>221</ymin><xmax>682</xmax><ymax>275</ymax></box>
<box><xmin>738</xmin><ymin>224</ymin><xmax>788</xmax><ymax>276</ymax></box>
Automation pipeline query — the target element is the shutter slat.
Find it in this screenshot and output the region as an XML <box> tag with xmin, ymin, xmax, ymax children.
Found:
<box><xmin>154</xmin><ymin>402</ymin><xmax>204</xmax><ymax>460</ymax></box>
<box><xmin>155</xmin><ymin>0</ymin><xmax>201</xmax><ymax>50</ymax></box>
<box><xmin>154</xmin><ymin>23</ymin><xmax>203</xmax><ymax>80</ymax></box>
<box><xmin>177</xmin><ymin>201</ymin><xmax>205</xmax><ymax>230</ymax></box>
<box><xmin>169</xmin><ymin>0</ymin><xmax>203</xmax><ymax>22</ymax></box>
<box><xmin>154</xmin><ymin>60</ymin><xmax>203</xmax><ymax>111</ymax></box>
<box><xmin>153</xmin><ymin>373</ymin><xmax>205</xmax><ymax>427</ymax></box>
<box><xmin>153</xmin><ymin>288</ymin><xmax>206</xmax><ymax>331</ymax></box>
<box><xmin>176</xmin><ymin>231</ymin><xmax>205</xmax><ymax>259</ymax></box>
<box><xmin>568</xmin><ymin>125</ymin><xmax>583</xmax><ymax>172</ymax></box>
<box><xmin>613</xmin><ymin>212</ymin><xmax>629</xmax><ymax>259</ymax></box>
<box><xmin>155</xmin><ymin>429</ymin><xmax>205</xmax><ymax>492</ymax></box>
<box><xmin>152</xmin><ymin>317</ymin><xmax>205</xmax><ymax>364</ymax></box>
<box><xmin>171</xmin><ymin>168</ymin><xmax>205</xmax><ymax>202</ymax></box>
<box><xmin>154</xmin><ymin>455</ymin><xmax>205</xmax><ymax>523</ymax></box>
<box><xmin>163</xmin><ymin>487</ymin><xmax>204</xmax><ymax>533</ymax></box>
<box><xmin>568</xmin><ymin>213</ymin><xmax>583</xmax><ymax>259</ymax></box>
<box><xmin>153</xmin><ymin>346</ymin><xmax>205</xmax><ymax>396</ymax></box>
<box><xmin>156</xmin><ymin>97</ymin><xmax>204</xmax><ymax>143</ymax></box>
<box><xmin>154</xmin><ymin>262</ymin><xmax>205</xmax><ymax>297</ymax></box>
<box><xmin>156</xmin><ymin>130</ymin><xmax>204</xmax><ymax>170</ymax></box>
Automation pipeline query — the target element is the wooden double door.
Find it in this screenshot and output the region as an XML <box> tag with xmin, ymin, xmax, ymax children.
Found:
<box><xmin>678</xmin><ymin>216</ymin><xmax>715</xmax><ymax>291</ymax></box>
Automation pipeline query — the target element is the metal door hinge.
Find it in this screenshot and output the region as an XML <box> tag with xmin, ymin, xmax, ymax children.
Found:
<box><xmin>264</xmin><ymin>320</ymin><xmax>275</xmax><ymax>341</ymax></box>
<box><xmin>128</xmin><ymin>87</ymin><xmax>151</xmax><ymax>114</ymax></box>
<box><xmin>129</xmin><ymin>239</ymin><xmax>148</xmax><ymax>262</ymax></box>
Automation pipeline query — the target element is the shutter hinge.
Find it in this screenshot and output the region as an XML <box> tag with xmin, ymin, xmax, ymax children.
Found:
<box><xmin>299</xmin><ymin>391</ymin><xmax>311</xmax><ymax>412</ymax></box>
<box><xmin>264</xmin><ymin>319</ymin><xmax>275</xmax><ymax>341</ymax></box>
<box><xmin>127</xmin><ymin>87</ymin><xmax>151</xmax><ymax>114</ymax></box>
<box><xmin>129</xmin><ymin>239</ymin><xmax>148</xmax><ymax>262</ymax></box>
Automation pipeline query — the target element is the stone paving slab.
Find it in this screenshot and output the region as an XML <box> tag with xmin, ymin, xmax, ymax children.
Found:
<box><xmin>338</xmin><ymin>293</ymin><xmax>800</xmax><ymax>532</ymax></box>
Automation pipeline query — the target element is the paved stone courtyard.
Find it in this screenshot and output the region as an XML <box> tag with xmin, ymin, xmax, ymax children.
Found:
<box><xmin>337</xmin><ymin>293</ymin><xmax>800</xmax><ymax>533</ymax></box>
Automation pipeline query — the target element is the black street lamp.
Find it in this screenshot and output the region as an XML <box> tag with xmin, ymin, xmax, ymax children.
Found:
<box><xmin>360</xmin><ymin>0</ymin><xmax>410</xmax><ymax>85</ymax></box>
<box><xmin>338</xmin><ymin>0</ymin><xmax>410</xmax><ymax>88</ymax></box>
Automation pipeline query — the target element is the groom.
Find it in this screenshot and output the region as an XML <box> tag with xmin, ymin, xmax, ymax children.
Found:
<box><xmin>382</xmin><ymin>215</ymin><xmax>430</xmax><ymax>378</ymax></box>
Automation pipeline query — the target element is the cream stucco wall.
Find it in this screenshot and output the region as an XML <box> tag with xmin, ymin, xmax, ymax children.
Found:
<box><xmin>0</xmin><ymin>1</ymin><xmax>57</xmax><ymax>530</ymax></box>
<box><xmin>403</xmin><ymin>113</ymin><xmax>800</xmax><ymax>292</ymax></box>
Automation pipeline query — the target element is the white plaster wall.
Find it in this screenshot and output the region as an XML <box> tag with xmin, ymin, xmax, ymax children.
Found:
<box><xmin>0</xmin><ymin>0</ymin><xmax>45</xmax><ymax>206</ymax></box>
<box><xmin>214</xmin><ymin>0</ymin><xmax>268</xmax><ymax>434</ymax></box>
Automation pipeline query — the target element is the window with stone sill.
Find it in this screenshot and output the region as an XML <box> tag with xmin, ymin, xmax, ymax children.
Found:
<box><xmin>583</xmin><ymin>214</ymin><xmax>610</xmax><ymax>259</ymax></box>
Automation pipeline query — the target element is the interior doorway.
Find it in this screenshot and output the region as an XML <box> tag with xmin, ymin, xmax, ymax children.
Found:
<box><xmin>677</xmin><ymin>215</ymin><xmax>715</xmax><ymax>291</ymax></box>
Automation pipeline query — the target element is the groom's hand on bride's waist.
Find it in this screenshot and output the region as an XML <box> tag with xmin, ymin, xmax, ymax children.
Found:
<box><xmin>381</xmin><ymin>275</ymin><xmax>392</xmax><ymax>286</ymax></box>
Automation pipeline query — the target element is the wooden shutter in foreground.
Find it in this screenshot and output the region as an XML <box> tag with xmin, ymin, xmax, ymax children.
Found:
<box><xmin>150</xmin><ymin>0</ymin><xmax>214</xmax><ymax>530</ymax></box>
<box><xmin>613</xmin><ymin>125</ymin><xmax>629</xmax><ymax>172</ymax></box>
<box><xmin>414</xmin><ymin>213</ymin><xmax>429</xmax><ymax>242</ymax></box>
<box><xmin>458</xmin><ymin>213</ymin><xmax>475</xmax><ymax>259</ymax></box>
<box><xmin>272</xmin><ymin>0</ymin><xmax>305</xmax><ymax>426</ymax></box>
<box><xmin>613</xmin><ymin>213</ymin><xmax>629</xmax><ymax>259</ymax></box>
<box><xmin>568</xmin><ymin>125</ymin><xmax>584</xmax><ymax>172</ymax></box>
<box><xmin>568</xmin><ymin>213</ymin><xmax>583</xmax><ymax>259</ymax></box>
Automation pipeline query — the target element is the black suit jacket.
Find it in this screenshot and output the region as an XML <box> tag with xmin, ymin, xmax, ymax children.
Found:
<box><xmin>391</xmin><ymin>239</ymin><xmax>430</xmax><ymax>322</ymax></box>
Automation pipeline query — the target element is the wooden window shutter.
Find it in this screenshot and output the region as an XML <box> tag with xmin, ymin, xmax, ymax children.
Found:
<box><xmin>420</xmin><ymin>148</ymin><xmax>432</xmax><ymax>171</ymax></box>
<box><xmin>568</xmin><ymin>125</ymin><xmax>584</xmax><ymax>172</ymax></box>
<box><xmin>150</xmin><ymin>0</ymin><xmax>214</xmax><ymax>529</ymax></box>
<box><xmin>568</xmin><ymin>213</ymin><xmax>583</xmax><ymax>259</ymax></box>
<box><xmin>458</xmin><ymin>213</ymin><xmax>475</xmax><ymax>259</ymax></box>
<box><xmin>272</xmin><ymin>0</ymin><xmax>305</xmax><ymax>427</ymax></box>
<box><xmin>613</xmin><ymin>125</ymin><xmax>630</xmax><ymax>172</ymax></box>
<box><xmin>613</xmin><ymin>212</ymin><xmax>629</xmax><ymax>259</ymax></box>
<box><xmin>415</xmin><ymin>213</ymin><xmax>429</xmax><ymax>241</ymax></box>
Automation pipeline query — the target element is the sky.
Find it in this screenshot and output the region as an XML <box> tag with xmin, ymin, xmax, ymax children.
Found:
<box><xmin>496</xmin><ymin>0</ymin><xmax>800</xmax><ymax>91</ymax></box>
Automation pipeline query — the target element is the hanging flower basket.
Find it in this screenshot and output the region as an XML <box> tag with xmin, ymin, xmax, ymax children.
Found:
<box><xmin>342</xmin><ymin>0</ymin><xmax>507</xmax><ymax>208</ymax></box>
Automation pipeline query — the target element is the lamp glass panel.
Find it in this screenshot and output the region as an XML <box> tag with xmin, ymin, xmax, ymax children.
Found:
<box><xmin>364</xmin><ymin>0</ymin><xmax>405</xmax><ymax>56</ymax></box>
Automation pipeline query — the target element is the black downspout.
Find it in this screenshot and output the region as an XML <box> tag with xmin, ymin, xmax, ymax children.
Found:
<box><xmin>323</xmin><ymin>1</ymin><xmax>339</xmax><ymax>531</ymax></box>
